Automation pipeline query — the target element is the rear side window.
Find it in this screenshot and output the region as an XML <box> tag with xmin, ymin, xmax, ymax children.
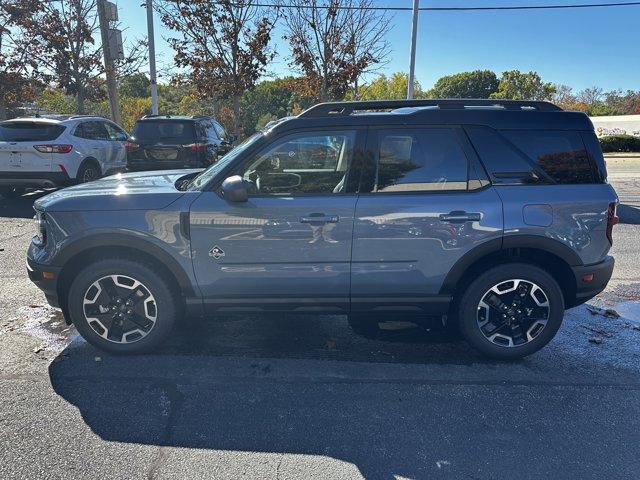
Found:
<box><xmin>132</xmin><ymin>121</ymin><xmax>196</xmax><ymax>144</ymax></box>
<box><xmin>502</xmin><ymin>130</ymin><xmax>595</xmax><ymax>184</ymax></box>
<box><xmin>75</xmin><ymin>121</ymin><xmax>109</xmax><ymax>140</ymax></box>
<box><xmin>466</xmin><ymin>126</ymin><xmax>600</xmax><ymax>185</ymax></box>
<box><xmin>370</xmin><ymin>128</ymin><xmax>468</xmax><ymax>192</ymax></box>
<box><xmin>0</xmin><ymin>122</ymin><xmax>65</xmax><ymax>141</ymax></box>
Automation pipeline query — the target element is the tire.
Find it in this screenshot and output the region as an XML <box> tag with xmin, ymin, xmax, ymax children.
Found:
<box><xmin>67</xmin><ymin>258</ymin><xmax>180</xmax><ymax>354</ymax></box>
<box><xmin>77</xmin><ymin>161</ymin><xmax>101</xmax><ymax>183</ymax></box>
<box><xmin>457</xmin><ymin>263</ymin><xmax>565</xmax><ymax>360</ymax></box>
<box><xmin>0</xmin><ymin>187</ymin><xmax>26</xmax><ymax>199</ymax></box>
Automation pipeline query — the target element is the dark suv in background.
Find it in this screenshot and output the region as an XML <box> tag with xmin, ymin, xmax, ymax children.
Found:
<box><xmin>126</xmin><ymin>115</ymin><xmax>233</xmax><ymax>171</ymax></box>
<box><xmin>27</xmin><ymin>100</ymin><xmax>618</xmax><ymax>359</ymax></box>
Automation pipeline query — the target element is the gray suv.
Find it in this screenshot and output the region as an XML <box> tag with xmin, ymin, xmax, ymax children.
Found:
<box><xmin>26</xmin><ymin>100</ymin><xmax>618</xmax><ymax>359</ymax></box>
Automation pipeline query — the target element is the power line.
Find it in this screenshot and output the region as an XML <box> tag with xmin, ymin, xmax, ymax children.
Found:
<box><xmin>230</xmin><ymin>1</ymin><xmax>640</xmax><ymax>11</ymax></box>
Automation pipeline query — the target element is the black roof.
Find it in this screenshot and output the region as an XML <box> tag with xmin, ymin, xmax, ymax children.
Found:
<box><xmin>272</xmin><ymin>99</ymin><xmax>593</xmax><ymax>132</ymax></box>
<box><xmin>138</xmin><ymin>114</ymin><xmax>215</xmax><ymax>121</ymax></box>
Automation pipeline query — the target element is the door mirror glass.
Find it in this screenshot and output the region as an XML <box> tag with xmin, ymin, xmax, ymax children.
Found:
<box><xmin>221</xmin><ymin>175</ymin><xmax>249</xmax><ymax>202</ymax></box>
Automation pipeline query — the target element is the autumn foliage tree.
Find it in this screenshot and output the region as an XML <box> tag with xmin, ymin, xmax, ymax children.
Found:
<box><xmin>284</xmin><ymin>0</ymin><xmax>391</xmax><ymax>102</ymax></box>
<box><xmin>0</xmin><ymin>0</ymin><xmax>45</xmax><ymax>119</ymax></box>
<box><xmin>30</xmin><ymin>0</ymin><xmax>147</xmax><ymax>114</ymax></box>
<box><xmin>157</xmin><ymin>0</ymin><xmax>278</xmax><ymax>135</ymax></box>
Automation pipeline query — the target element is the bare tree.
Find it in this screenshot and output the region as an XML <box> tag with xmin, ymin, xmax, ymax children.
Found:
<box><xmin>156</xmin><ymin>0</ymin><xmax>278</xmax><ymax>135</ymax></box>
<box><xmin>31</xmin><ymin>0</ymin><xmax>147</xmax><ymax>114</ymax></box>
<box><xmin>0</xmin><ymin>0</ymin><xmax>45</xmax><ymax>119</ymax></box>
<box><xmin>284</xmin><ymin>0</ymin><xmax>391</xmax><ymax>102</ymax></box>
<box><xmin>577</xmin><ymin>86</ymin><xmax>604</xmax><ymax>106</ymax></box>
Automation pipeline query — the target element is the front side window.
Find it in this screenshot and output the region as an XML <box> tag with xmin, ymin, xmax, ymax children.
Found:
<box><xmin>371</xmin><ymin>128</ymin><xmax>469</xmax><ymax>192</ymax></box>
<box><xmin>239</xmin><ymin>130</ymin><xmax>356</xmax><ymax>195</ymax></box>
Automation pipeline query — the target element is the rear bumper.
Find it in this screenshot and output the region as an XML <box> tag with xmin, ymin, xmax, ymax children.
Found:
<box><xmin>0</xmin><ymin>171</ymin><xmax>71</xmax><ymax>188</ymax></box>
<box><xmin>26</xmin><ymin>257</ymin><xmax>62</xmax><ymax>308</ymax></box>
<box><xmin>571</xmin><ymin>255</ymin><xmax>615</xmax><ymax>306</ymax></box>
<box><xmin>127</xmin><ymin>161</ymin><xmax>203</xmax><ymax>171</ymax></box>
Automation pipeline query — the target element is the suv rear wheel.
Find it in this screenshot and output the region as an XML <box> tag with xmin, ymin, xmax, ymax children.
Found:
<box><xmin>457</xmin><ymin>263</ymin><xmax>564</xmax><ymax>359</ymax></box>
<box><xmin>77</xmin><ymin>161</ymin><xmax>101</xmax><ymax>183</ymax></box>
<box><xmin>67</xmin><ymin>258</ymin><xmax>179</xmax><ymax>354</ymax></box>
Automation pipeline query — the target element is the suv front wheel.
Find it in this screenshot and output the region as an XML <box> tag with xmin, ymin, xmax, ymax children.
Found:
<box><xmin>67</xmin><ymin>258</ymin><xmax>179</xmax><ymax>354</ymax></box>
<box><xmin>457</xmin><ymin>263</ymin><xmax>565</xmax><ymax>360</ymax></box>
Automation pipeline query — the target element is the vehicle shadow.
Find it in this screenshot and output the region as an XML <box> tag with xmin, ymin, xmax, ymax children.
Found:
<box><xmin>618</xmin><ymin>203</ymin><xmax>640</xmax><ymax>225</ymax></box>
<box><xmin>0</xmin><ymin>190</ymin><xmax>50</xmax><ymax>219</ymax></box>
<box><xmin>46</xmin><ymin>315</ymin><xmax>489</xmax><ymax>479</ymax></box>
<box><xmin>47</xmin><ymin>311</ymin><xmax>640</xmax><ymax>479</ymax></box>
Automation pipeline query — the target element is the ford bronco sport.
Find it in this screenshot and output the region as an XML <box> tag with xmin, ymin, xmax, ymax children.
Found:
<box><xmin>26</xmin><ymin>100</ymin><xmax>618</xmax><ymax>359</ymax></box>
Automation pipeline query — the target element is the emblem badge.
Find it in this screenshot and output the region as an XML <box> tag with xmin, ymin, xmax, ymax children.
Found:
<box><xmin>209</xmin><ymin>245</ymin><xmax>225</xmax><ymax>259</ymax></box>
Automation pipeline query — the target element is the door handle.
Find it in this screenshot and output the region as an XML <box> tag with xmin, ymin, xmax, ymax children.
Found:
<box><xmin>439</xmin><ymin>211</ymin><xmax>481</xmax><ymax>223</ymax></box>
<box><xmin>300</xmin><ymin>214</ymin><xmax>339</xmax><ymax>224</ymax></box>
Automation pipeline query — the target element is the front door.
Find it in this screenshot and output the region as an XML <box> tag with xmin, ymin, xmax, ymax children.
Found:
<box><xmin>189</xmin><ymin>128</ymin><xmax>363</xmax><ymax>313</ymax></box>
<box><xmin>351</xmin><ymin>126</ymin><xmax>503</xmax><ymax>313</ymax></box>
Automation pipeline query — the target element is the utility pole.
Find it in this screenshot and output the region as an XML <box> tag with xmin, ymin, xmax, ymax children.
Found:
<box><xmin>97</xmin><ymin>0</ymin><xmax>122</xmax><ymax>125</ymax></box>
<box><xmin>146</xmin><ymin>0</ymin><xmax>159</xmax><ymax>115</ymax></box>
<box><xmin>407</xmin><ymin>0</ymin><xmax>420</xmax><ymax>100</ymax></box>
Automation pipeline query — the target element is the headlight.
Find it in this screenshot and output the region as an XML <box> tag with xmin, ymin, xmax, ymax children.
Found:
<box><xmin>33</xmin><ymin>211</ymin><xmax>46</xmax><ymax>245</ymax></box>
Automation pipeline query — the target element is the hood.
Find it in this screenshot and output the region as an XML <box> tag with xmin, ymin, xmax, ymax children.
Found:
<box><xmin>35</xmin><ymin>169</ymin><xmax>201</xmax><ymax>212</ymax></box>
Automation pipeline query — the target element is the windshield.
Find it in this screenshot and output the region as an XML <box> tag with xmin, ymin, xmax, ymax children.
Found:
<box><xmin>0</xmin><ymin>122</ymin><xmax>65</xmax><ymax>142</ymax></box>
<box><xmin>189</xmin><ymin>132</ymin><xmax>264</xmax><ymax>190</ymax></box>
<box><xmin>132</xmin><ymin>120</ymin><xmax>196</xmax><ymax>144</ymax></box>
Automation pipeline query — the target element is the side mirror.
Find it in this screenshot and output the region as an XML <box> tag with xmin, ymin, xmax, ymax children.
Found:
<box><xmin>221</xmin><ymin>175</ymin><xmax>249</xmax><ymax>202</ymax></box>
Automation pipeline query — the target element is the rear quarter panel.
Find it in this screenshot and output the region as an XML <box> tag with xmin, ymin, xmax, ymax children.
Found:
<box><xmin>496</xmin><ymin>183</ymin><xmax>618</xmax><ymax>265</ymax></box>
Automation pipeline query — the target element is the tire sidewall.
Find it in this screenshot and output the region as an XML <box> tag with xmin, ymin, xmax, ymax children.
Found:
<box><xmin>78</xmin><ymin>161</ymin><xmax>101</xmax><ymax>183</ymax></box>
<box><xmin>68</xmin><ymin>259</ymin><xmax>177</xmax><ymax>354</ymax></box>
<box><xmin>458</xmin><ymin>263</ymin><xmax>565</xmax><ymax>359</ymax></box>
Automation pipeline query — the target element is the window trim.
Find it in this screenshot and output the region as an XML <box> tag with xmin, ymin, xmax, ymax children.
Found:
<box><xmin>227</xmin><ymin>127</ymin><xmax>366</xmax><ymax>198</ymax></box>
<box><xmin>360</xmin><ymin>125</ymin><xmax>476</xmax><ymax>195</ymax></box>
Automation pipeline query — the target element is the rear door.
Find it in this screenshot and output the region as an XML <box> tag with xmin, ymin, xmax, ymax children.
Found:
<box><xmin>77</xmin><ymin>121</ymin><xmax>110</xmax><ymax>166</ymax></box>
<box><xmin>0</xmin><ymin>121</ymin><xmax>64</xmax><ymax>172</ymax></box>
<box><xmin>133</xmin><ymin>120</ymin><xmax>198</xmax><ymax>166</ymax></box>
<box><xmin>351</xmin><ymin>126</ymin><xmax>503</xmax><ymax>313</ymax></box>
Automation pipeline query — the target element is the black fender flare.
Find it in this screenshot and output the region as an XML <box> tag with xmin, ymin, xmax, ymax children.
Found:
<box><xmin>440</xmin><ymin>235</ymin><xmax>583</xmax><ymax>295</ymax></box>
<box><xmin>54</xmin><ymin>231</ymin><xmax>196</xmax><ymax>297</ymax></box>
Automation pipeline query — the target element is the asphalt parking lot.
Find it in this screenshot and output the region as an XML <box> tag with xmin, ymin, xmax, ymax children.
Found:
<box><xmin>1</xmin><ymin>159</ymin><xmax>639</xmax><ymax>479</ymax></box>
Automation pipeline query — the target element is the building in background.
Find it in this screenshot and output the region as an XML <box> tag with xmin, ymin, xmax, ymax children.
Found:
<box><xmin>590</xmin><ymin>115</ymin><xmax>640</xmax><ymax>137</ymax></box>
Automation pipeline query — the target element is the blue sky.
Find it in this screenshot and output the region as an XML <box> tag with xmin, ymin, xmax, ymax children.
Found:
<box><xmin>119</xmin><ymin>0</ymin><xmax>640</xmax><ymax>92</ymax></box>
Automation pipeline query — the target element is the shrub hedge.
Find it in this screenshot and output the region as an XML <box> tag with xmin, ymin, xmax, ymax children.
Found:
<box><xmin>599</xmin><ymin>135</ymin><xmax>640</xmax><ymax>153</ymax></box>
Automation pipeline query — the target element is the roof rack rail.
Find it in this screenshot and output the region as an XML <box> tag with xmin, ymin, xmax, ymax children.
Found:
<box><xmin>141</xmin><ymin>114</ymin><xmax>173</xmax><ymax>119</ymax></box>
<box><xmin>299</xmin><ymin>99</ymin><xmax>562</xmax><ymax>117</ymax></box>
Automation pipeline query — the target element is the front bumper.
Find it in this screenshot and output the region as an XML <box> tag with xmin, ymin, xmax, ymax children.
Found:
<box><xmin>26</xmin><ymin>256</ymin><xmax>62</xmax><ymax>308</ymax></box>
<box><xmin>571</xmin><ymin>255</ymin><xmax>615</xmax><ymax>306</ymax></box>
<box><xmin>0</xmin><ymin>171</ymin><xmax>71</xmax><ymax>188</ymax></box>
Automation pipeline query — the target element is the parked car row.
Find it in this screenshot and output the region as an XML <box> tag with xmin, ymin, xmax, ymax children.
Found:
<box><xmin>0</xmin><ymin>114</ymin><xmax>232</xmax><ymax>198</ymax></box>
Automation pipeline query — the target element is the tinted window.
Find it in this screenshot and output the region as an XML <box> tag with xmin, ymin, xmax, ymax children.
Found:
<box><xmin>132</xmin><ymin>120</ymin><xmax>196</xmax><ymax>144</ymax></box>
<box><xmin>204</xmin><ymin>122</ymin><xmax>218</xmax><ymax>141</ymax></box>
<box><xmin>77</xmin><ymin>121</ymin><xmax>109</xmax><ymax>140</ymax></box>
<box><xmin>503</xmin><ymin>130</ymin><xmax>595</xmax><ymax>184</ymax></box>
<box><xmin>465</xmin><ymin>126</ymin><xmax>540</xmax><ymax>184</ymax></box>
<box><xmin>240</xmin><ymin>131</ymin><xmax>356</xmax><ymax>195</ymax></box>
<box><xmin>373</xmin><ymin>128</ymin><xmax>468</xmax><ymax>192</ymax></box>
<box><xmin>0</xmin><ymin>122</ymin><xmax>65</xmax><ymax>141</ymax></box>
<box><xmin>103</xmin><ymin>122</ymin><xmax>128</xmax><ymax>141</ymax></box>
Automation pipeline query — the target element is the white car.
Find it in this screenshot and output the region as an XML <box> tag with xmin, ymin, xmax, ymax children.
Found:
<box><xmin>0</xmin><ymin>116</ymin><xmax>128</xmax><ymax>198</ymax></box>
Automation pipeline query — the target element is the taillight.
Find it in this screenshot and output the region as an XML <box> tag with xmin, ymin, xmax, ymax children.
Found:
<box><xmin>34</xmin><ymin>144</ymin><xmax>73</xmax><ymax>154</ymax></box>
<box><xmin>184</xmin><ymin>142</ymin><xmax>208</xmax><ymax>153</ymax></box>
<box><xmin>125</xmin><ymin>141</ymin><xmax>140</xmax><ymax>152</ymax></box>
<box><xmin>606</xmin><ymin>202</ymin><xmax>619</xmax><ymax>245</ymax></box>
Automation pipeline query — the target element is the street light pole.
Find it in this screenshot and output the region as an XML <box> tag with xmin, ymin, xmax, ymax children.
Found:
<box><xmin>146</xmin><ymin>0</ymin><xmax>159</xmax><ymax>115</ymax></box>
<box><xmin>407</xmin><ymin>0</ymin><xmax>420</xmax><ymax>100</ymax></box>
